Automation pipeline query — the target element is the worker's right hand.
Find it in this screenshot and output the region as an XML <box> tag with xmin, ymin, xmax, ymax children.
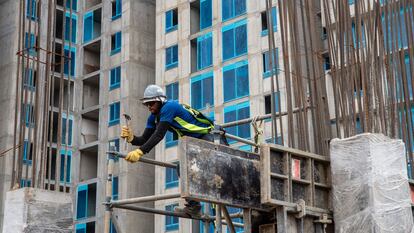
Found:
<box><xmin>120</xmin><ymin>126</ymin><xmax>134</xmax><ymax>143</ymax></box>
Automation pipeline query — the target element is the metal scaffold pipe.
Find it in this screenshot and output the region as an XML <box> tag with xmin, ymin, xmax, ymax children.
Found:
<box><xmin>110</xmin><ymin>193</ymin><xmax>181</xmax><ymax>206</ymax></box>
<box><xmin>107</xmin><ymin>151</ymin><xmax>178</xmax><ymax>169</ymax></box>
<box><xmin>112</xmin><ymin>204</ymin><xmax>244</xmax><ymax>228</ymax></box>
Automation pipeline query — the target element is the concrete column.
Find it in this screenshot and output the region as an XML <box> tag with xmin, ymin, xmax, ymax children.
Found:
<box><xmin>2</xmin><ymin>188</ymin><xmax>72</xmax><ymax>233</ymax></box>
<box><xmin>330</xmin><ymin>133</ymin><xmax>414</xmax><ymax>233</ymax></box>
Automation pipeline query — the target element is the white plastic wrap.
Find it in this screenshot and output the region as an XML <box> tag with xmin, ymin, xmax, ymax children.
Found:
<box><xmin>330</xmin><ymin>133</ymin><xmax>413</xmax><ymax>233</ymax></box>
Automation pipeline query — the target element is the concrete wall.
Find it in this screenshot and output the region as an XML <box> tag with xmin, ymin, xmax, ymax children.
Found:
<box><xmin>0</xmin><ymin>0</ymin><xmax>20</xmax><ymax>230</ymax></box>
<box><xmin>2</xmin><ymin>188</ymin><xmax>73</xmax><ymax>233</ymax></box>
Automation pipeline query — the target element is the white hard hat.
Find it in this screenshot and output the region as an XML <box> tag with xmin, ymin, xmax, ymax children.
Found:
<box><xmin>141</xmin><ymin>85</ymin><xmax>167</xmax><ymax>103</ymax></box>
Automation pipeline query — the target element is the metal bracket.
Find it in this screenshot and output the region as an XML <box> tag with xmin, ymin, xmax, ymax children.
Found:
<box><xmin>314</xmin><ymin>213</ymin><xmax>332</xmax><ymax>224</ymax></box>
<box><xmin>295</xmin><ymin>199</ymin><xmax>306</xmax><ymax>218</ymax></box>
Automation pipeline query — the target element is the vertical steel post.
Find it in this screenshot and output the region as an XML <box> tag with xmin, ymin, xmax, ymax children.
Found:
<box><xmin>104</xmin><ymin>148</ymin><xmax>116</xmax><ymax>233</ymax></box>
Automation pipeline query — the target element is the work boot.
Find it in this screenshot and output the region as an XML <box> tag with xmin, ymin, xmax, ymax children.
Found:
<box><xmin>174</xmin><ymin>201</ymin><xmax>202</xmax><ymax>218</ymax></box>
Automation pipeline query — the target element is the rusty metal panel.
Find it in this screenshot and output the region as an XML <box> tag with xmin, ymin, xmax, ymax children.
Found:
<box><xmin>179</xmin><ymin>137</ymin><xmax>261</xmax><ymax>209</ymax></box>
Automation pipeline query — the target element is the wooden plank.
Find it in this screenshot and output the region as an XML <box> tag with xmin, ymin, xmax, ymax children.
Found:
<box><xmin>179</xmin><ymin>137</ymin><xmax>262</xmax><ymax>209</ymax></box>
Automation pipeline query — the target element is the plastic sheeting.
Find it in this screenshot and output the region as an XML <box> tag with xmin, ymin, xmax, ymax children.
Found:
<box><xmin>330</xmin><ymin>133</ymin><xmax>413</xmax><ymax>233</ymax></box>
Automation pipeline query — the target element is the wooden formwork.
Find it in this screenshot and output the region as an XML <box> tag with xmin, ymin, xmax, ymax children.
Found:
<box><xmin>260</xmin><ymin>143</ymin><xmax>332</xmax><ymax>215</ymax></box>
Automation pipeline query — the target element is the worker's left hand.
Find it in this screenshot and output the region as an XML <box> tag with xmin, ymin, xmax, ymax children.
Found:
<box><xmin>125</xmin><ymin>149</ymin><xmax>144</xmax><ymax>163</ymax></box>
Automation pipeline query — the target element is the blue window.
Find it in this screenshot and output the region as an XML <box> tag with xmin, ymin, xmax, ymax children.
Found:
<box><xmin>261</xmin><ymin>7</ymin><xmax>277</xmax><ymax>36</ymax></box>
<box><xmin>224</xmin><ymin>101</ymin><xmax>250</xmax><ymax>143</ymax></box>
<box><xmin>59</xmin><ymin>149</ymin><xmax>72</xmax><ymax>183</ymax></box>
<box><xmin>108</xmin><ymin>139</ymin><xmax>120</xmax><ymax>162</ymax></box>
<box><xmin>64</xmin><ymin>46</ymin><xmax>76</xmax><ymax>76</ymax></box>
<box><xmin>199</xmin><ymin>203</ymin><xmax>215</xmax><ymax>233</ymax></box>
<box><xmin>25</xmin><ymin>33</ymin><xmax>37</xmax><ymax>56</ymax></box>
<box><xmin>23</xmin><ymin>140</ymin><xmax>32</xmax><ymax>164</ymax></box>
<box><xmin>166</xmin><ymin>45</ymin><xmax>178</xmax><ymax>69</ymax></box>
<box><xmin>109</xmin><ymin>102</ymin><xmax>120</xmax><ymax>126</ymax></box>
<box><xmin>323</xmin><ymin>55</ymin><xmax>331</xmax><ymax>71</ymax></box>
<box><xmin>226</xmin><ymin>207</ymin><xmax>244</xmax><ymax>233</ymax></box>
<box><xmin>83</xmin><ymin>10</ymin><xmax>101</xmax><ymax>43</ymax></box>
<box><xmin>112</xmin><ymin>0</ymin><xmax>122</xmax><ymax>20</ymax></box>
<box><xmin>348</xmin><ymin>0</ymin><xmax>354</xmax><ymax>4</ymax></box>
<box><xmin>264</xmin><ymin>92</ymin><xmax>280</xmax><ymax>114</ymax></box>
<box><xmin>265</xmin><ymin>136</ymin><xmax>283</xmax><ymax>144</ymax></box>
<box><xmin>24</xmin><ymin>104</ymin><xmax>34</xmax><ymax>127</ymax></box>
<box><xmin>76</xmin><ymin>185</ymin><xmax>88</xmax><ymax>219</ymax></box>
<box><xmin>405</xmin><ymin>54</ymin><xmax>412</xmax><ymax>99</ymax></box>
<box><xmin>200</xmin><ymin>0</ymin><xmax>212</xmax><ymax>30</ymax></box>
<box><xmin>165</xmin><ymin>204</ymin><xmax>179</xmax><ymax>231</ymax></box>
<box><xmin>263</xmin><ymin>48</ymin><xmax>279</xmax><ymax>78</ymax></box>
<box><xmin>223</xmin><ymin>60</ymin><xmax>249</xmax><ymax>102</ymax></box>
<box><xmin>76</xmin><ymin>183</ymin><xmax>96</xmax><ymax>219</ymax></box>
<box><xmin>110</xmin><ymin>220</ymin><xmax>118</xmax><ymax>233</ymax></box>
<box><xmin>197</xmin><ymin>32</ymin><xmax>213</xmax><ymax>70</ymax></box>
<box><xmin>65</xmin><ymin>13</ymin><xmax>77</xmax><ymax>43</ymax></box>
<box><xmin>111</xmin><ymin>32</ymin><xmax>122</xmax><ymax>55</ymax></box>
<box><xmin>166</xmin><ymin>82</ymin><xmax>179</xmax><ymax>147</ymax></box>
<box><xmin>355</xmin><ymin>118</ymin><xmax>362</xmax><ymax>134</ymax></box>
<box><xmin>26</xmin><ymin>0</ymin><xmax>37</xmax><ymax>20</ymax></box>
<box><xmin>222</xmin><ymin>0</ymin><xmax>246</xmax><ymax>21</ymax></box>
<box><xmin>62</xmin><ymin>115</ymin><xmax>73</xmax><ymax>146</ymax></box>
<box><xmin>110</xmin><ymin>66</ymin><xmax>121</xmax><ymax>90</ymax></box>
<box><xmin>351</xmin><ymin>22</ymin><xmax>365</xmax><ymax>48</ymax></box>
<box><xmin>165</xmin><ymin>166</ymin><xmax>179</xmax><ymax>189</ymax></box>
<box><xmin>166</xmin><ymin>82</ymin><xmax>179</xmax><ymax>101</ymax></box>
<box><xmin>382</xmin><ymin>8</ymin><xmax>410</xmax><ymax>50</ymax></box>
<box><xmin>66</xmin><ymin>0</ymin><xmax>78</xmax><ymax>11</ymax></box>
<box><xmin>222</xmin><ymin>19</ymin><xmax>247</xmax><ymax>61</ymax></box>
<box><xmin>20</xmin><ymin>179</ymin><xmax>32</xmax><ymax>187</ymax></box>
<box><xmin>191</xmin><ymin>72</ymin><xmax>214</xmax><ymax>110</ymax></box>
<box><xmin>24</xmin><ymin>68</ymin><xmax>36</xmax><ymax>90</ymax></box>
<box><xmin>76</xmin><ymin>224</ymin><xmax>86</xmax><ymax>233</ymax></box>
<box><xmin>83</xmin><ymin>12</ymin><xmax>93</xmax><ymax>43</ymax></box>
<box><xmin>166</xmin><ymin>9</ymin><xmax>178</xmax><ymax>33</ymax></box>
<box><xmin>109</xmin><ymin>139</ymin><xmax>120</xmax><ymax>152</ymax></box>
<box><xmin>112</xmin><ymin>176</ymin><xmax>119</xmax><ymax>200</ymax></box>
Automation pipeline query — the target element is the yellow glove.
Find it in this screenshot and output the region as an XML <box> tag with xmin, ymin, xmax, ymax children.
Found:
<box><xmin>125</xmin><ymin>149</ymin><xmax>143</xmax><ymax>163</ymax></box>
<box><xmin>120</xmin><ymin>126</ymin><xmax>134</xmax><ymax>143</ymax></box>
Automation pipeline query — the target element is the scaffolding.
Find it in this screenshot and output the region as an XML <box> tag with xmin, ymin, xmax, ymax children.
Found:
<box><xmin>104</xmin><ymin>130</ymin><xmax>333</xmax><ymax>233</ymax></box>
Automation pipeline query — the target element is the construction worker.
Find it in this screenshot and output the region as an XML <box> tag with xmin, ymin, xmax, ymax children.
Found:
<box><xmin>120</xmin><ymin>84</ymin><xmax>228</xmax><ymax>217</ymax></box>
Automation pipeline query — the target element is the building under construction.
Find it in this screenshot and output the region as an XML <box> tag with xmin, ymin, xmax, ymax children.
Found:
<box><xmin>0</xmin><ymin>0</ymin><xmax>413</xmax><ymax>232</ymax></box>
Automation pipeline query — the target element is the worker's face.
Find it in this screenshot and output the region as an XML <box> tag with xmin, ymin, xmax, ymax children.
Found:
<box><xmin>145</xmin><ymin>101</ymin><xmax>162</xmax><ymax>114</ymax></box>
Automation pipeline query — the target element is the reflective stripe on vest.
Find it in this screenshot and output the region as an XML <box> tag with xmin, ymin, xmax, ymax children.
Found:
<box><xmin>170</xmin><ymin>104</ymin><xmax>214</xmax><ymax>137</ymax></box>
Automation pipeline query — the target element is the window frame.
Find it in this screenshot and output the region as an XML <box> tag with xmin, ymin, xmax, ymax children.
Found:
<box><xmin>165</xmin><ymin>203</ymin><xmax>179</xmax><ymax>231</ymax></box>
<box><xmin>222</xmin><ymin>0</ymin><xmax>247</xmax><ymax>22</ymax></box>
<box><xmin>65</xmin><ymin>12</ymin><xmax>77</xmax><ymax>43</ymax></box>
<box><xmin>191</xmin><ymin>71</ymin><xmax>214</xmax><ymax>110</ymax></box>
<box><xmin>197</xmin><ymin>32</ymin><xmax>213</xmax><ymax>71</ymax></box>
<box><xmin>165</xmin><ymin>45</ymin><xmax>179</xmax><ymax>70</ymax></box>
<box><xmin>59</xmin><ymin>149</ymin><xmax>72</xmax><ymax>183</ymax></box>
<box><xmin>165</xmin><ymin>163</ymin><xmax>179</xmax><ymax>189</ymax></box>
<box><xmin>63</xmin><ymin>45</ymin><xmax>76</xmax><ymax>76</ymax></box>
<box><xmin>222</xmin><ymin>59</ymin><xmax>250</xmax><ymax>102</ymax></box>
<box><xmin>223</xmin><ymin>101</ymin><xmax>251</xmax><ymax>143</ymax></box>
<box><xmin>109</xmin><ymin>102</ymin><xmax>121</xmax><ymax>126</ymax></box>
<box><xmin>26</xmin><ymin>0</ymin><xmax>37</xmax><ymax>20</ymax></box>
<box><xmin>111</xmin><ymin>31</ymin><xmax>122</xmax><ymax>55</ymax></box>
<box><xmin>110</xmin><ymin>66</ymin><xmax>121</xmax><ymax>90</ymax></box>
<box><xmin>112</xmin><ymin>0</ymin><xmax>122</xmax><ymax>20</ymax></box>
<box><xmin>200</xmin><ymin>0</ymin><xmax>213</xmax><ymax>30</ymax></box>
<box><xmin>262</xmin><ymin>48</ymin><xmax>279</xmax><ymax>78</ymax></box>
<box><xmin>261</xmin><ymin>7</ymin><xmax>278</xmax><ymax>36</ymax></box>
<box><xmin>165</xmin><ymin>8</ymin><xmax>178</xmax><ymax>33</ymax></box>
<box><xmin>23</xmin><ymin>140</ymin><xmax>33</xmax><ymax>165</ymax></box>
<box><xmin>222</xmin><ymin>19</ymin><xmax>248</xmax><ymax>61</ymax></box>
